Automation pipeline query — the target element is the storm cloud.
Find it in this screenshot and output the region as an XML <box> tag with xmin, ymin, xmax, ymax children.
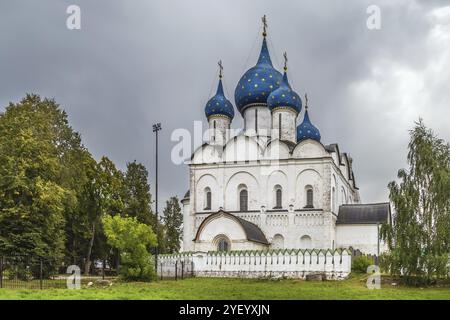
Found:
<box><xmin>1</xmin><ymin>0</ymin><xmax>449</xmax><ymax>208</ymax></box>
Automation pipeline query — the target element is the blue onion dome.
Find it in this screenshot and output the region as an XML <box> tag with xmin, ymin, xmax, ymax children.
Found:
<box><xmin>297</xmin><ymin>103</ymin><xmax>321</xmax><ymax>142</ymax></box>
<box><xmin>205</xmin><ymin>77</ymin><xmax>235</xmax><ymax>120</ymax></box>
<box><xmin>234</xmin><ymin>38</ymin><xmax>283</xmax><ymax>114</ymax></box>
<box><xmin>267</xmin><ymin>71</ymin><xmax>302</xmax><ymax>113</ymax></box>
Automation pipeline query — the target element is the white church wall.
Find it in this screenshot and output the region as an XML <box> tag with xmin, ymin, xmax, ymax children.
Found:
<box><xmin>292</xmin><ymin>139</ymin><xmax>328</xmax><ymax>159</ymax></box>
<box><xmin>340</xmin><ymin>155</ymin><xmax>350</xmax><ymax>181</ymax></box>
<box><xmin>224</xmin><ymin>170</ymin><xmax>260</xmax><ymax>211</ymax></box>
<box><xmin>330</xmin><ymin>163</ymin><xmax>359</xmax><ymax>211</ymax></box>
<box><xmin>185</xmin><ymin>135</ymin><xmax>365</xmax><ymax>255</ymax></box>
<box><xmin>267</xmin><ymin>170</ymin><xmax>289</xmax><ymax>209</ymax></box>
<box><xmin>208</xmin><ymin>116</ymin><xmax>230</xmax><ymax>146</ymax></box>
<box><xmin>271</xmin><ymin>109</ymin><xmax>297</xmax><ymax>143</ymax></box>
<box><xmin>295</xmin><ymin>168</ymin><xmax>323</xmax><ymax>209</ymax></box>
<box><xmin>336</xmin><ymin>224</ymin><xmax>386</xmax><ymax>255</ymax></box>
<box><xmin>191</xmin><ymin>209</ymin><xmax>334</xmax><ymax>251</ymax></box>
<box><xmin>223</xmin><ymin>135</ymin><xmax>262</xmax><ymax>163</ymax></box>
<box><xmin>263</xmin><ymin>140</ymin><xmax>290</xmax><ymax>160</ymax></box>
<box><xmin>195</xmin><ymin>215</ymin><xmax>267</xmax><ymax>251</ymax></box>
<box><xmin>244</xmin><ymin>106</ymin><xmax>272</xmax><ymax>136</ymax></box>
<box><xmin>192</xmin><ymin>144</ymin><xmax>222</xmax><ymax>164</ymax></box>
<box><xmin>195</xmin><ymin>173</ymin><xmax>220</xmax><ymax>212</ymax></box>
<box><xmin>187</xmin><ymin>157</ymin><xmax>342</xmax><ymax>252</ymax></box>
<box><xmin>197</xmin><ymin>215</ymin><xmax>246</xmax><ymax>242</ymax></box>
<box><xmin>331</xmin><ymin>152</ymin><xmax>338</xmax><ymax>166</ymax></box>
<box><xmin>182</xmin><ymin>200</ymin><xmax>192</xmax><ymax>252</ymax></box>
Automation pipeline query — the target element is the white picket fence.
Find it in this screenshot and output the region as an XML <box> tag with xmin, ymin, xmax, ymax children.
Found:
<box><xmin>158</xmin><ymin>249</ymin><xmax>352</xmax><ymax>280</ymax></box>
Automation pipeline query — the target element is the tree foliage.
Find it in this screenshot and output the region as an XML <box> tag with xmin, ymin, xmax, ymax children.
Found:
<box><xmin>381</xmin><ymin>119</ymin><xmax>450</xmax><ymax>285</ymax></box>
<box><xmin>102</xmin><ymin>215</ymin><xmax>157</xmax><ymax>281</ymax></box>
<box><xmin>162</xmin><ymin>197</ymin><xmax>183</xmax><ymax>254</ymax></box>
<box><xmin>123</xmin><ymin>161</ymin><xmax>154</xmax><ymax>227</ymax></box>
<box><xmin>0</xmin><ymin>94</ymin><xmax>179</xmax><ymax>277</ymax></box>
<box><xmin>0</xmin><ymin>95</ymin><xmax>75</xmax><ymax>260</ymax></box>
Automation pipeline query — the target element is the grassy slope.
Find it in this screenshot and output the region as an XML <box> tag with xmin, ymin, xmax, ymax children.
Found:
<box><xmin>0</xmin><ymin>274</ymin><xmax>449</xmax><ymax>300</ymax></box>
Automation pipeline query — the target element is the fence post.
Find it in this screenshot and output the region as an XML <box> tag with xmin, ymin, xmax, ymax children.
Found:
<box><xmin>102</xmin><ymin>259</ymin><xmax>105</xmax><ymax>280</ymax></box>
<box><xmin>39</xmin><ymin>260</ymin><xmax>43</xmax><ymax>290</ymax></box>
<box><xmin>0</xmin><ymin>256</ymin><xmax>3</xmax><ymax>289</ymax></box>
<box><xmin>160</xmin><ymin>263</ymin><xmax>163</xmax><ymax>280</ymax></box>
<box><xmin>175</xmin><ymin>261</ymin><xmax>178</xmax><ymax>281</ymax></box>
<box><xmin>181</xmin><ymin>261</ymin><xmax>184</xmax><ymax>280</ymax></box>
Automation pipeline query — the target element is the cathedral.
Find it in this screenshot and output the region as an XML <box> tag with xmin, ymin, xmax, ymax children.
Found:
<box><xmin>181</xmin><ymin>18</ymin><xmax>390</xmax><ymax>256</ymax></box>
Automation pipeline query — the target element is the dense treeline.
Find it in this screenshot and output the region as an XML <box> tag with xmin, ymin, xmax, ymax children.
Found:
<box><xmin>0</xmin><ymin>94</ymin><xmax>182</xmax><ymax>273</ymax></box>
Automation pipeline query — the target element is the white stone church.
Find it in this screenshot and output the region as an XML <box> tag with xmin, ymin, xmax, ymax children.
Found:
<box><xmin>180</xmin><ymin>21</ymin><xmax>390</xmax><ymax>256</ymax></box>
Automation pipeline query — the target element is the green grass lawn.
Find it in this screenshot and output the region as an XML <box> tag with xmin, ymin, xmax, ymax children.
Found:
<box><xmin>0</xmin><ymin>274</ymin><xmax>449</xmax><ymax>300</ymax></box>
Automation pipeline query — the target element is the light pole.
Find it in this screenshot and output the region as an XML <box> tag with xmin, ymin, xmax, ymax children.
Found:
<box><xmin>152</xmin><ymin>122</ymin><xmax>161</xmax><ymax>273</ymax></box>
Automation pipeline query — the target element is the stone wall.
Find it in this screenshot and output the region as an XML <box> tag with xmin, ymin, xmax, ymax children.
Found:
<box><xmin>158</xmin><ymin>249</ymin><xmax>352</xmax><ymax>280</ymax></box>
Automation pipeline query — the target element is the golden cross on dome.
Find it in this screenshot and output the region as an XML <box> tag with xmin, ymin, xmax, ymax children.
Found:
<box><xmin>262</xmin><ymin>15</ymin><xmax>268</xmax><ymax>37</ymax></box>
<box><xmin>218</xmin><ymin>60</ymin><xmax>223</xmax><ymax>79</ymax></box>
<box><xmin>283</xmin><ymin>52</ymin><xmax>288</xmax><ymax>71</ymax></box>
<box><xmin>305</xmin><ymin>93</ymin><xmax>309</xmax><ymax>110</ymax></box>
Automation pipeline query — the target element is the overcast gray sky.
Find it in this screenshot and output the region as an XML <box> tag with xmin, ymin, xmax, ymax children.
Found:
<box><xmin>1</xmin><ymin>0</ymin><xmax>449</xmax><ymax>209</ymax></box>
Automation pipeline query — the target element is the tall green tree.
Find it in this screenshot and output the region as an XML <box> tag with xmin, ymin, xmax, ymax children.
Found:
<box><xmin>123</xmin><ymin>161</ymin><xmax>154</xmax><ymax>227</ymax></box>
<box><xmin>381</xmin><ymin>119</ymin><xmax>450</xmax><ymax>284</ymax></box>
<box><xmin>162</xmin><ymin>197</ymin><xmax>183</xmax><ymax>254</ymax></box>
<box><xmin>83</xmin><ymin>156</ymin><xmax>125</xmax><ymax>274</ymax></box>
<box><xmin>0</xmin><ymin>95</ymin><xmax>74</xmax><ymax>260</ymax></box>
<box><xmin>64</xmin><ymin>151</ymin><xmax>97</xmax><ymax>266</ymax></box>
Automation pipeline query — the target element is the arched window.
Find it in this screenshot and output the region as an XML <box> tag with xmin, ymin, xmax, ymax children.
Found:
<box><xmin>218</xmin><ymin>238</ymin><xmax>229</xmax><ymax>251</ymax></box>
<box><xmin>274</xmin><ymin>185</ymin><xmax>282</xmax><ymax>209</ymax></box>
<box><xmin>239</xmin><ymin>188</ymin><xmax>248</xmax><ymax>211</ymax></box>
<box><xmin>305</xmin><ymin>185</ymin><xmax>314</xmax><ymax>208</ymax></box>
<box><xmin>300</xmin><ymin>235</ymin><xmax>312</xmax><ymax>249</ymax></box>
<box><xmin>213</xmin><ymin>234</ymin><xmax>231</xmax><ymax>251</ymax></box>
<box><xmin>204</xmin><ymin>187</ymin><xmax>211</xmax><ymax>210</ymax></box>
<box><xmin>214</xmin><ymin>235</ymin><xmax>231</xmax><ymax>251</ymax></box>
<box><xmin>272</xmin><ymin>234</ymin><xmax>284</xmax><ymax>249</ymax></box>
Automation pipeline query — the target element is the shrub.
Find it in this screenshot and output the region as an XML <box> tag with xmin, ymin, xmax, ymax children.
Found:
<box><xmin>3</xmin><ymin>267</ymin><xmax>34</xmax><ymax>281</ymax></box>
<box><xmin>102</xmin><ymin>215</ymin><xmax>157</xmax><ymax>281</ymax></box>
<box><xmin>352</xmin><ymin>255</ymin><xmax>374</xmax><ymax>273</ymax></box>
